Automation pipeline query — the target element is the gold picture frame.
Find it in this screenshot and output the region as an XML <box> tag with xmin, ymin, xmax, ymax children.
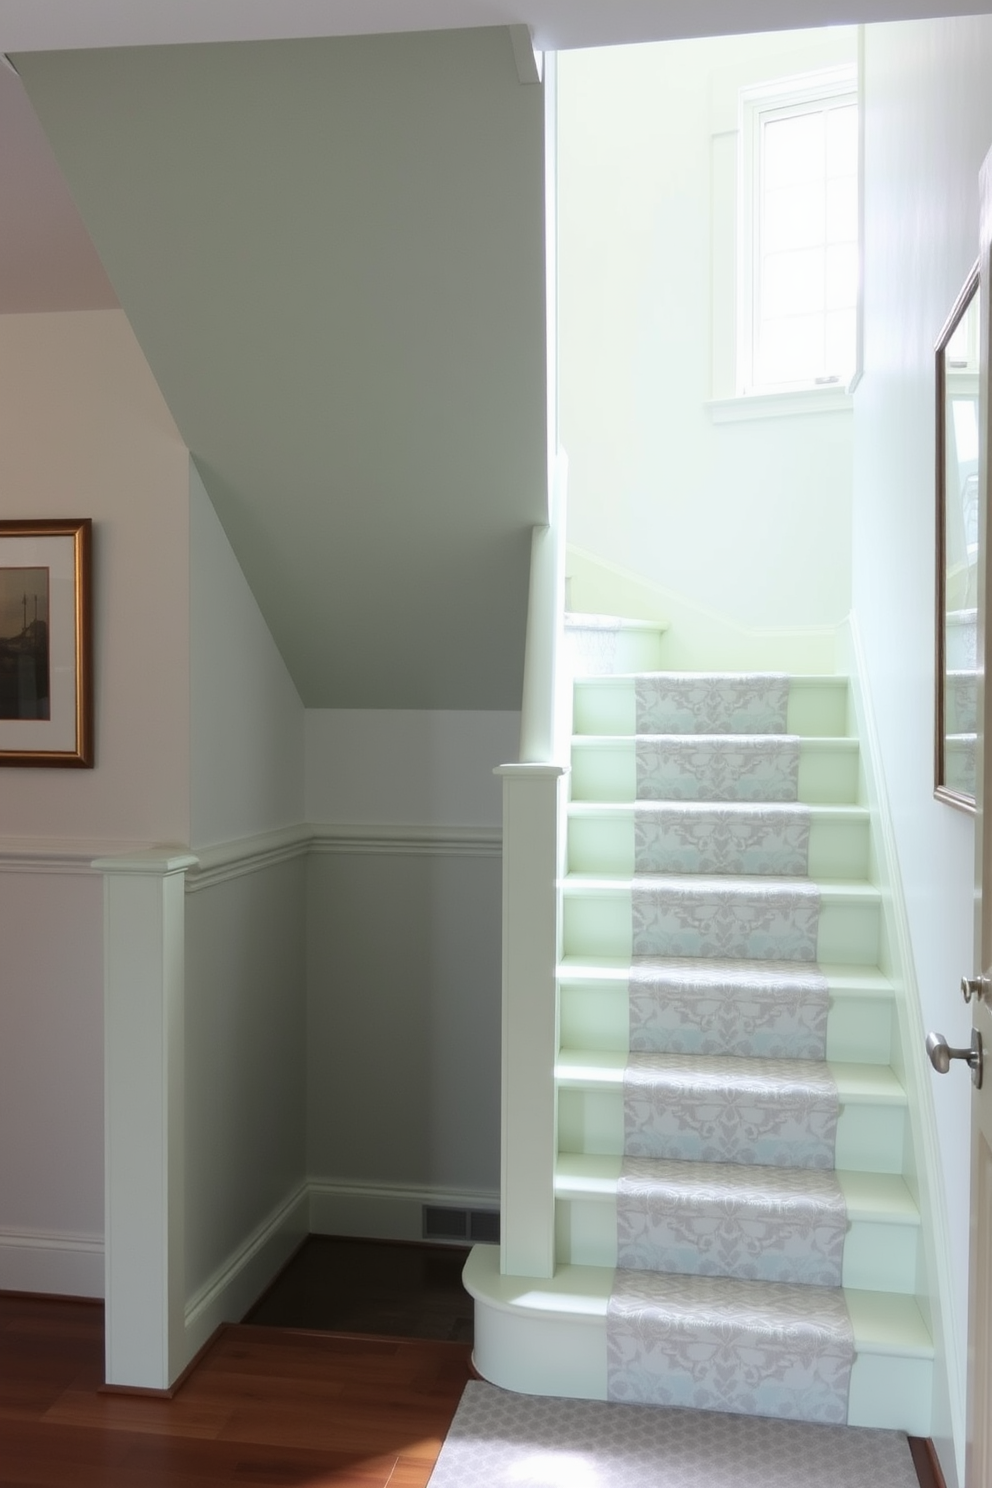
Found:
<box><xmin>0</xmin><ymin>519</ymin><xmax>93</xmax><ymax>767</ymax></box>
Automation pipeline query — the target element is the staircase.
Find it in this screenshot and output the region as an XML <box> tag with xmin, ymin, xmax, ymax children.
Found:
<box><xmin>466</xmin><ymin>613</ymin><xmax>934</xmax><ymax>1434</ymax></box>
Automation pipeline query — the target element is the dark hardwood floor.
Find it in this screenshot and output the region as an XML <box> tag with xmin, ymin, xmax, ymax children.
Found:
<box><xmin>244</xmin><ymin>1237</ymin><xmax>474</xmax><ymax>1343</ymax></box>
<box><xmin>0</xmin><ymin>1290</ymin><xmax>472</xmax><ymax>1487</ymax></box>
<box><xmin>0</xmin><ymin>1238</ymin><xmax>943</xmax><ymax>1488</ymax></box>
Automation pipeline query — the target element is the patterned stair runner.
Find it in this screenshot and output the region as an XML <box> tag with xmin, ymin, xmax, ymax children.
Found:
<box><xmin>616</xmin><ymin>1158</ymin><xmax>847</xmax><ymax>1284</ymax></box>
<box><xmin>607</xmin><ymin>1271</ymin><xmax>856</xmax><ymax>1423</ymax></box>
<box><xmin>606</xmin><ymin>672</ymin><xmax>855</xmax><ymax>1421</ymax></box>
<box><xmin>636</xmin><ymin>735</ymin><xmax>801</xmax><ymax>801</ymax></box>
<box><xmin>634</xmin><ymin>802</ymin><xmax>811</xmax><ymax>875</ymax></box>
<box><xmin>635</xmin><ymin>673</ymin><xmax>790</xmax><ymax>734</ymax></box>
<box><xmin>632</xmin><ymin>876</ymin><xmax>820</xmax><ymax>961</ymax></box>
<box><xmin>628</xmin><ymin>957</ymin><xmax>829</xmax><ymax>1058</ymax></box>
<box><xmin>623</xmin><ymin>1054</ymin><xmax>839</xmax><ymax>1168</ymax></box>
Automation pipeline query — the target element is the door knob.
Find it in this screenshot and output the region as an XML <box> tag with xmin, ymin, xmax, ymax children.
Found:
<box><xmin>961</xmin><ymin>975</ymin><xmax>991</xmax><ymax>1005</ymax></box>
<box><xmin>926</xmin><ymin>1028</ymin><xmax>983</xmax><ymax>1088</ymax></box>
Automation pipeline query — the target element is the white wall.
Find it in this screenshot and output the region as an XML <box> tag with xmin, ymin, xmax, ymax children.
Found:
<box><xmin>183</xmin><ymin>465</ymin><xmax>309</xmax><ymax>1330</ymax></box>
<box><xmin>305</xmin><ymin>709</ymin><xmax>518</xmax><ymax>826</ymax></box>
<box><xmin>558</xmin><ymin>33</ymin><xmax>855</xmax><ymax>658</ymax></box>
<box><xmin>0</xmin><ymin>310</ymin><xmax>190</xmax><ymax>844</ymax></box>
<box><xmin>305</xmin><ymin>709</ymin><xmax>516</xmax><ymax>1231</ymax></box>
<box><xmin>190</xmin><ymin>459</ymin><xmax>304</xmax><ymax>849</ymax></box>
<box><xmin>854</xmin><ymin>16</ymin><xmax>992</xmax><ymax>1480</ymax></box>
<box><xmin>0</xmin><ymin>310</ymin><xmax>190</xmax><ymax>1295</ymax></box>
<box><xmin>184</xmin><ymin>858</ymin><xmax>307</xmax><ymax>1310</ymax></box>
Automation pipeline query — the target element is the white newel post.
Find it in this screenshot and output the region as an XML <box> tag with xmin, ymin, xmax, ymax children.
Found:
<box><xmin>93</xmin><ymin>850</ymin><xmax>198</xmax><ymax>1390</ymax></box>
<box><xmin>496</xmin><ymin>763</ymin><xmax>566</xmax><ymax>1279</ymax></box>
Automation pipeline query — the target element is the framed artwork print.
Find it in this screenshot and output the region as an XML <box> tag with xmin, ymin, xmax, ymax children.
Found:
<box><xmin>0</xmin><ymin>519</ymin><xmax>93</xmax><ymax>767</ymax></box>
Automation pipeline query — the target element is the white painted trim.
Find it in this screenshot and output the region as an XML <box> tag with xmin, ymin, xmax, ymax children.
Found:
<box><xmin>93</xmin><ymin>850</ymin><xmax>198</xmax><ymax>875</ymax></box>
<box><xmin>0</xmin><ymin>839</ymin><xmax>150</xmax><ymax>874</ymax></box>
<box><xmin>186</xmin><ymin>824</ymin><xmax>311</xmax><ymax>891</ymax></box>
<box><xmin>508</xmin><ymin>23</ymin><xmax>542</xmax><ymax>85</ymax></box>
<box><xmin>309</xmin><ymin>1178</ymin><xmax>499</xmax><ymax>1243</ymax></box>
<box><xmin>3</xmin><ymin>821</ymin><xmax>502</xmax><ymax>882</ymax></box>
<box><xmin>844</xmin><ymin>613</ymin><xmax>965</xmax><ymax>1470</ymax></box>
<box><xmin>184</xmin><ymin>1183</ymin><xmax>309</xmax><ymax>1353</ymax></box>
<box><xmin>0</xmin><ymin>1226</ymin><xmax>103</xmax><ymax>1298</ymax></box>
<box><xmin>102</xmin><ymin>856</ymin><xmax>190</xmax><ymax>1389</ymax></box>
<box><xmin>706</xmin><ymin>387</ymin><xmax>854</xmax><ymax>422</ymax></box>
<box><xmin>310</xmin><ymin>822</ymin><xmax>502</xmax><ymax>857</ymax></box>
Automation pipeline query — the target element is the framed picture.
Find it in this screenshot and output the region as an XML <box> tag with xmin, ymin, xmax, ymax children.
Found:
<box><xmin>0</xmin><ymin>519</ymin><xmax>93</xmax><ymax>767</ymax></box>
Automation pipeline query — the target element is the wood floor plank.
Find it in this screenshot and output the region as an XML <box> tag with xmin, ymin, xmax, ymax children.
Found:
<box><xmin>0</xmin><ymin>1298</ymin><xmax>471</xmax><ymax>1488</ymax></box>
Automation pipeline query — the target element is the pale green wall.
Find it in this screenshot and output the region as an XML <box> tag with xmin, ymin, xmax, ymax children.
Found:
<box><xmin>559</xmin><ymin>32</ymin><xmax>856</xmax><ymax>655</ymax></box>
<box><xmin>17</xmin><ymin>28</ymin><xmax>548</xmax><ymax>708</ymax></box>
<box><xmin>853</xmin><ymin>19</ymin><xmax>992</xmax><ymax>1480</ymax></box>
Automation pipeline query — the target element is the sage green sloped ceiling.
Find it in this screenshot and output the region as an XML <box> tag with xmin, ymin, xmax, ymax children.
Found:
<box><xmin>15</xmin><ymin>28</ymin><xmax>547</xmax><ymax>708</ymax></box>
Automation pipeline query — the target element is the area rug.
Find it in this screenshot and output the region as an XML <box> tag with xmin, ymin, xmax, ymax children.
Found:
<box><xmin>426</xmin><ymin>1381</ymin><xmax>921</xmax><ymax>1487</ymax></box>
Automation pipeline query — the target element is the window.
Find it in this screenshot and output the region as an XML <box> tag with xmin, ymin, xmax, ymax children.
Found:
<box><xmin>737</xmin><ymin>68</ymin><xmax>859</xmax><ymax>397</ymax></box>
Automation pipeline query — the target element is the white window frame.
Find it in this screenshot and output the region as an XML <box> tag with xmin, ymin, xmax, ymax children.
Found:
<box><xmin>705</xmin><ymin>31</ymin><xmax>863</xmax><ymax>423</ymax></box>
<box><xmin>737</xmin><ymin>66</ymin><xmax>858</xmax><ymax>398</ymax></box>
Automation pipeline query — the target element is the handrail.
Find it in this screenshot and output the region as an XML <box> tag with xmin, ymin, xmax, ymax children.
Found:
<box><xmin>518</xmin><ymin>449</ymin><xmax>568</xmax><ymax>764</ymax></box>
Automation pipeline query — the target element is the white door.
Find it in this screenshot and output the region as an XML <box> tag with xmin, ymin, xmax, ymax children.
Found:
<box><xmin>965</xmin><ymin>143</ymin><xmax>992</xmax><ymax>1488</ymax></box>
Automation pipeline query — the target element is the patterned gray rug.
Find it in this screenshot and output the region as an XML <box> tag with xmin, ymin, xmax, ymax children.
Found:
<box><xmin>426</xmin><ymin>1382</ymin><xmax>921</xmax><ymax>1487</ymax></box>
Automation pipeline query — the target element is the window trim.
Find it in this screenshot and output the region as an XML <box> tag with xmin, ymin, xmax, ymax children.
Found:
<box><xmin>706</xmin><ymin>30</ymin><xmax>863</xmax><ymax>420</ymax></box>
<box><xmin>737</xmin><ymin>65</ymin><xmax>859</xmax><ymax>398</ymax></box>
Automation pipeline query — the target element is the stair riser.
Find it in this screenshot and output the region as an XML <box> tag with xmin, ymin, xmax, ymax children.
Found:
<box><xmin>562</xmin><ymin>892</ymin><xmax>880</xmax><ymax>965</ymax></box>
<box><xmin>469</xmin><ymin>1287</ymin><xmax>932</xmax><ymax>1434</ymax></box>
<box><xmin>554</xmin><ymin>1198</ymin><xmax>919</xmax><ymax>1293</ymax></box>
<box><xmin>573</xmin><ymin>678</ymin><xmax>850</xmax><ymax>738</ymax></box>
<box><xmin>567</xmin><ymin>812</ymin><xmax>869</xmax><ymax>879</ymax></box>
<box><xmin>559</xmin><ymin>982</ymin><xmax>893</xmax><ymax>1064</ymax></box>
<box><xmin>566</xmin><ymin>626</ymin><xmax>666</xmax><ymax>677</ymax></box>
<box><xmin>570</xmin><ymin>742</ymin><xmax>860</xmax><ymax>805</ymax></box>
<box><xmin>557</xmin><ymin>1088</ymin><xmax>906</xmax><ymax>1174</ymax></box>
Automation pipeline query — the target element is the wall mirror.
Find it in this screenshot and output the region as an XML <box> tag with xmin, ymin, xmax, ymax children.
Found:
<box><xmin>935</xmin><ymin>260</ymin><xmax>981</xmax><ymax>810</ymax></box>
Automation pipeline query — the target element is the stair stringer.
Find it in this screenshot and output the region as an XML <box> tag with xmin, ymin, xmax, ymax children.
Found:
<box><xmin>842</xmin><ymin>614</ymin><xmax>963</xmax><ymax>1484</ymax></box>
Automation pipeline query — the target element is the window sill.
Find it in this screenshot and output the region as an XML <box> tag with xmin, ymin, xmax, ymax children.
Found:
<box><xmin>705</xmin><ymin>386</ymin><xmax>854</xmax><ymax>423</ymax></box>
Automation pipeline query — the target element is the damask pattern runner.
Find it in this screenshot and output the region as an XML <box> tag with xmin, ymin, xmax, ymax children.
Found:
<box><xmin>635</xmin><ymin>673</ymin><xmax>791</xmax><ymax>735</ymax></box>
<box><xmin>633</xmin><ymin>801</ymin><xmax>811</xmax><ymax>876</ymax></box>
<box><xmin>632</xmin><ymin>876</ymin><xmax>820</xmax><ymax>961</ymax></box>
<box><xmin>635</xmin><ymin>735</ymin><xmax>801</xmax><ymax>802</ymax></box>
<box><xmin>623</xmin><ymin>1053</ymin><xmax>839</xmax><ymax>1168</ymax></box>
<box><xmin>607</xmin><ymin>1270</ymin><xmax>855</xmax><ymax>1423</ymax></box>
<box><xmin>616</xmin><ymin>1156</ymin><xmax>847</xmax><ymax>1285</ymax></box>
<box><xmin>628</xmin><ymin>956</ymin><xmax>830</xmax><ymax>1059</ymax></box>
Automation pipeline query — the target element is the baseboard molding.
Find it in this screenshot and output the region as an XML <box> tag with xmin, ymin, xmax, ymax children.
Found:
<box><xmin>909</xmin><ymin>1438</ymin><xmax>949</xmax><ymax>1488</ymax></box>
<box><xmin>0</xmin><ymin>1226</ymin><xmax>103</xmax><ymax>1297</ymax></box>
<box><xmin>0</xmin><ymin>1180</ymin><xmax>497</xmax><ymax>1311</ymax></box>
<box><xmin>183</xmin><ymin>1183</ymin><xmax>309</xmax><ymax>1356</ymax></box>
<box><xmin>309</xmin><ymin>1179</ymin><xmax>500</xmax><ymax>1243</ymax></box>
<box><xmin>844</xmin><ymin>614</ymin><xmax>963</xmax><ymax>1477</ymax></box>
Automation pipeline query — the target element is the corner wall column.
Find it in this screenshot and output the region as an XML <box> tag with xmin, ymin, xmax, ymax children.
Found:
<box><xmin>93</xmin><ymin>850</ymin><xmax>198</xmax><ymax>1390</ymax></box>
<box><xmin>495</xmin><ymin>764</ymin><xmax>566</xmax><ymax>1279</ymax></box>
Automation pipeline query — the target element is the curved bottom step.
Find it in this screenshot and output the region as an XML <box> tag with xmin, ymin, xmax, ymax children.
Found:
<box><xmin>463</xmin><ymin>1244</ymin><xmax>933</xmax><ymax>1435</ymax></box>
